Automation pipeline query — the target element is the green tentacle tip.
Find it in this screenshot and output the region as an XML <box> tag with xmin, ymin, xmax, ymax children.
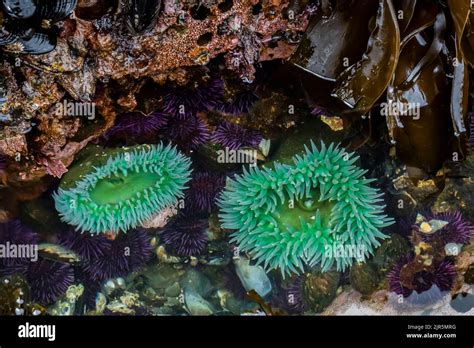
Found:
<box><xmin>218</xmin><ymin>141</ymin><xmax>394</xmax><ymax>277</ymax></box>
<box><xmin>53</xmin><ymin>143</ymin><xmax>192</xmax><ymax>234</ymax></box>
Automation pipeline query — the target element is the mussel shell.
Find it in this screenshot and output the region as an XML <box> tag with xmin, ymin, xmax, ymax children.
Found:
<box><xmin>0</xmin><ymin>75</ymin><xmax>8</xmax><ymax>104</ymax></box>
<box><xmin>36</xmin><ymin>0</ymin><xmax>78</xmax><ymax>22</ymax></box>
<box><xmin>1</xmin><ymin>0</ymin><xmax>36</xmax><ymax>19</ymax></box>
<box><xmin>125</xmin><ymin>0</ymin><xmax>161</xmax><ymax>34</ymax></box>
<box><xmin>22</xmin><ymin>32</ymin><xmax>56</xmax><ymax>54</ymax></box>
<box><xmin>0</xmin><ymin>27</ymin><xmax>18</xmax><ymax>45</ymax></box>
<box><xmin>4</xmin><ymin>31</ymin><xmax>56</xmax><ymax>54</ymax></box>
<box><xmin>4</xmin><ymin>19</ymin><xmax>35</xmax><ymax>39</ymax></box>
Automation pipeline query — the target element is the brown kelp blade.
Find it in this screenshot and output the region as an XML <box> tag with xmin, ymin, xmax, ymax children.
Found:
<box><xmin>447</xmin><ymin>0</ymin><xmax>471</xmax><ymax>136</ymax></box>
<box><xmin>246</xmin><ymin>290</ymin><xmax>286</xmax><ymax>316</ymax></box>
<box><xmin>389</xmin><ymin>11</ymin><xmax>450</xmax><ymax>174</ymax></box>
<box><xmin>291</xmin><ymin>0</ymin><xmax>378</xmax><ymax>82</ymax></box>
<box><xmin>448</xmin><ymin>0</ymin><xmax>474</xmax><ymax>68</ymax></box>
<box><xmin>332</xmin><ymin>0</ymin><xmax>400</xmax><ymax>115</ymax></box>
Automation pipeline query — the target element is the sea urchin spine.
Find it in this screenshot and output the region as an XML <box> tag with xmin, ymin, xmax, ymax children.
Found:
<box><xmin>54</xmin><ymin>143</ymin><xmax>192</xmax><ymax>234</ymax></box>
<box><xmin>387</xmin><ymin>256</ymin><xmax>457</xmax><ymax>297</ymax></box>
<box><xmin>211</xmin><ymin>121</ymin><xmax>262</xmax><ymax>150</ymax></box>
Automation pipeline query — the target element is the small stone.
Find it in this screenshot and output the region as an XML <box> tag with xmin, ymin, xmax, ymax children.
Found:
<box><xmin>301</xmin><ymin>271</ymin><xmax>340</xmax><ymax>313</ymax></box>
<box><xmin>103</xmin><ymin>280</ymin><xmax>116</xmax><ymax>295</ymax></box>
<box><xmin>142</xmin><ymin>264</ymin><xmax>185</xmax><ymax>290</ymax></box>
<box><xmin>119</xmin><ymin>291</ymin><xmax>139</xmax><ymax>308</ymax></box>
<box><xmin>320</xmin><ymin>115</ymin><xmax>343</xmax><ymax>131</ymax></box>
<box><xmin>180</xmin><ymin>269</ymin><xmax>212</xmax><ymax>296</ymax></box>
<box><xmin>95</xmin><ymin>293</ymin><xmax>107</xmax><ymax>314</ymax></box>
<box><xmin>234</xmin><ymin>257</ymin><xmax>272</xmax><ymax>297</ymax></box>
<box><xmin>190</xmin><ymin>256</ymin><xmax>198</xmax><ymax>267</ymax></box>
<box><xmin>65</xmin><ymin>284</ymin><xmax>84</xmax><ymax>303</ymax></box>
<box><xmin>156</xmin><ymin>245</ymin><xmax>181</xmax><ymax>264</ymax></box>
<box><xmin>164</xmin><ymin>282</ymin><xmax>181</xmax><ymax>297</ymax></box>
<box><xmin>116</xmin><ymin>278</ymin><xmax>125</xmax><ymax>288</ymax></box>
<box><xmin>464</xmin><ymin>265</ymin><xmax>474</xmax><ymax>284</ymax></box>
<box><xmin>184</xmin><ymin>289</ymin><xmax>215</xmax><ymax>316</ymax></box>
<box><xmin>106</xmin><ymin>300</ymin><xmax>134</xmax><ymax>315</ymax></box>
<box><xmin>349</xmin><ymin>262</ymin><xmax>380</xmax><ymax>296</ymax></box>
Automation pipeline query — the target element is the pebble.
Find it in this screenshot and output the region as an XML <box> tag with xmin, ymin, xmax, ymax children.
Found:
<box><xmin>234</xmin><ymin>257</ymin><xmax>272</xmax><ymax>297</ymax></box>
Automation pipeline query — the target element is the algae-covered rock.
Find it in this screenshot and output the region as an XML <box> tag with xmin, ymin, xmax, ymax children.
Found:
<box><xmin>301</xmin><ymin>271</ymin><xmax>340</xmax><ymax>313</ymax></box>
<box><xmin>184</xmin><ymin>289</ymin><xmax>215</xmax><ymax>316</ymax></box>
<box><xmin>373</xmin><ymin>233</ymin><xmax>411</xmax><ymax>275</ymax></box>
<box><xmin>349</xmin><ymin>262</ymin><xmax>380</xmax><ymax>295</ymax></box>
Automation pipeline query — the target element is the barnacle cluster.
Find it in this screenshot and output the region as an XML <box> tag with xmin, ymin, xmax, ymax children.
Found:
<box><xmin>0</xmin><ymin>274</ymin><xmax>45</xmax><ymax>315</ymax></box>
<box><xmin>0</xmin><ymin>0</ymin><xmax>76</xmax><ymax>54</ymax></box>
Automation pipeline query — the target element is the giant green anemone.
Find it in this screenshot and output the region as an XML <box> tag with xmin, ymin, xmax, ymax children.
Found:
<box><xmin>218</xmin><ymin>142</ymin><xmax>394</xmax><ymax>276</ymax></box>
<box><xmin>54</xmin><ymin>143</ymin><xmax>191</xmax><ymax>234</ymax></box>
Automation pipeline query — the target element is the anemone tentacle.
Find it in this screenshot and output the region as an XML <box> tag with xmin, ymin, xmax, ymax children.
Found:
<box><xmin>218</xmin><ymin>141</ymin><xmax>394</xmax><ymax>277</ymax></box>
<box><xmin>54</xmin><ymin>143</ymin><xmax>192</xmax><ymax>234</ymax></box>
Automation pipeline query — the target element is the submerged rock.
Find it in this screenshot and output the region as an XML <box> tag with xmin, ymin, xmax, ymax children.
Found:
<box><xmin>184</xmin><ymin>289</ymin><xmax>215</xmax><ymax>316</ymax></box>
<box><xmin>301</xmin><ymin>271</ymin><xmax>340</xmax><ymax>313</ymax></box>
<box><xmin>450</xmin><ymin>293</ymin><xmax>474</xmax><ymax>313</ymax></box>
<box><xmin>465</xmin><ymin>265</ymin><xmax>474</xmax><ymax>284</ymax></box>
<box><xmin>141</xmin><ymin>264</ymin><xmax>185</xmax><ymax>291</ymax></box>
<box><xmin>95</xmin><ymin>292</ymin><xmax>107</xmax><ymax>314</ymax></box>
<box><xmin>234</xmin><ymin>257</ymin><xmax>272</xmax><ymax>297</ymax></box>
<box><xmin>180</xmin><ymin>269</ymin><xmax>213</xmax><ymax>296</ymax></box>
<box><xmin>373</xmin><ymin>234</ymin><xmax>411</xmax><ymax>275</ymax></box>
<box><xmin>349</xmin><ymin>262</ymin><xmax>380</xmax><ymax>296</ymax></box>
<box><xmin>48</xmin><ymin>284</ymin><xmax>84</xmax><ymax>316</ymax></box>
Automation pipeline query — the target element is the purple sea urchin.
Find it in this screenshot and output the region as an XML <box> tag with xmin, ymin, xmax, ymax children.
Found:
<box><xmin>162</xmin><ymin>78</ymin><xmax>224</xmax><ymax>117</ymax></box>
<box><xmin>82</xmin><ymin>229</ymin><xmax>153</xmax><ymax>281</ymax></box>
<box><xmin>415</xmin><ymin>211</ymin><xmax>474</xmax><ymax>245</ymax></box>
<box><xmin>185</xmin><ymin>172</ymin><xmax>226</xmax><ymax>214</ymax></box>
<box><xmin>218</xmin><ymin>142</ymin><xmax>393</xmax><ymax>276</ymax></box>
<box><xmin>217</xmin><ymin>90</ymin><xmax>259</xmax><ymax>115</ymax></box>
<box><xmin>104</xmin><ymin>111</ymin><xmax>167</xmax><ymax>143</ymax></box>
<box><xmin>59</xmin><ymin>229</ymin><xmax>110</xmax><ymax>261</ymax></box>
<box><xmin>0</xmin><ymin>153</ymin><xmax>6</xmax><ymax>171</ymax></box>
<box><xmin>211</xmin><ymin>121</ymin><xmax>262</xmax><ymax>150</ymax></box>
<box><xmin>0</xmin><ymin>220</ymin><xmax>39</xmax><ymax>274</ymax></box>
<box><xmin>162</xmin><ymin>113</ymin><xmax>210</xmax><ymax>152</ymax></box>
<box><xmin>25</xmin><ymin>259</ymin><xmax>74</xmax><ymax>304</ymax></box>
<box><xmin>387</xmin><ymin>256</ymin><xmax>456</xmax><ymax>297</ymax></box>
<box><xmin>280</xmin><ymin>271</ymin><xmax>340</xmax><ymax>313</ymax></box>
<box><xmin>53</xmin><ymin>143</ymin><xmax>192</xmax><ymax>234</ymax></box>
<box><xmin>0</xmin><ymin>220</ymin><xmax>38</xmax><ymax>246</ymax></box>
<box><xmin>121</xmin><ymin>228</ymin><xmax>153</xmax><ymax>270</ymax></box>
<box><xmin>311</xmin><ymin>105</ymin><xmax>332</xmax><ymax>117</ymax></box>
<box><xmin>284</xmin><ymin>277</ymin><xmax>305</xmax><ymax>313</ymax></box>
<box><xmin>159</xmin><ymin>218</ymin><xmax>209</xmax><ymax>256</ymax></box>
